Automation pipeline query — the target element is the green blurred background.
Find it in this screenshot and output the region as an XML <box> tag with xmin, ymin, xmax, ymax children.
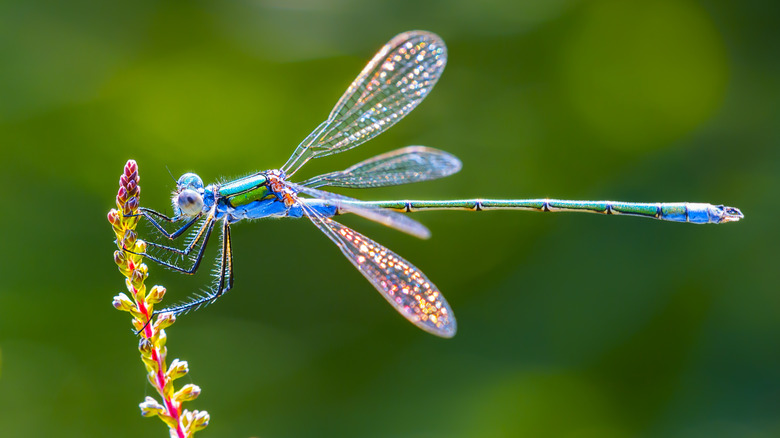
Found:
<box><xmin>0</xmin><ymin>0</ymin><xmax>776</xmax><ymax>437</ymax></box>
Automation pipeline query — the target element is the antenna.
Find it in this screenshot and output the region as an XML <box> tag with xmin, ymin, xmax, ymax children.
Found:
<box><xmin>165</xmin><ymin>165</ymin><xmax>177</xmax><ymax>183</ymax></box>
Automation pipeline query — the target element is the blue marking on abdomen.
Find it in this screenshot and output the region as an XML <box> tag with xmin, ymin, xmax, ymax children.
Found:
<box><xmin>286</xmin><ymin>202</ymin><xmax>338</xmax><ymax>218</ymax></box>
<box><xmin>685</xmin><ymin>204</ymin><xmax>712</xmax><ymax>224</ymax></box>
<box><xmin>225</xmin><ymin>199</ymin><xmax>338</xmax><ymax>222</ymax></box>
<box><xmin>228</xmin><ymin>199</ymin><xmax>289</xmax><ymax>222</ymax></box>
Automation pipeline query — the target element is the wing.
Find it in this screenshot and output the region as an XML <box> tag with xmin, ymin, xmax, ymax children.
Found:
<box><xmin>299</xmin><ymin>201</ymin><xmax>456</xmax><ymax>338</ymax></box>
<box><xmin>281</xmin><ymin>31</ymin><xmax>448</xmax><ymax>177</ymax></box>
<box><xmin>285</xmin><ymin>181</ymin><xmax>431</xmax><ymax>239</ymax></box>
<box><xmin>299</xmin><ymin>146</ymin><xmax>462</xmax><ymax>189</ymax></box>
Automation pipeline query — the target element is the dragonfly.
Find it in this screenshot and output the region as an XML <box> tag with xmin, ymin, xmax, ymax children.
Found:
<box><xmin>129</xmin><ymin>31</ymin><xmax>743</xmax><ymax>338</ymax></box>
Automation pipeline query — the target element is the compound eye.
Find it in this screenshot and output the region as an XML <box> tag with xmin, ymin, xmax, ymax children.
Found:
<box><xmin>177</xmin><ymin>173</ymin><xmax>204</xmax><ymax>191</ymax></box>
<box><xmin>177</xmin><ymin>189</ymin><xmax>204</xmax><ymax>216</ymax></box>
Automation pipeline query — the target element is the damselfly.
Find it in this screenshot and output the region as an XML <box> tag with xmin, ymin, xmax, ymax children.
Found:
<box><xmin>130</xmin><ymin>31</ymin><xmax>743</xmax><ymax>338</ymax></box>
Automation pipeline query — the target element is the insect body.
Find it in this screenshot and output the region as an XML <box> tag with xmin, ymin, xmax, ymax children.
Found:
<box><xmin>132</xmin><ymin>31</ymin><xmax>742</xmax><ymax>338</ymax></box>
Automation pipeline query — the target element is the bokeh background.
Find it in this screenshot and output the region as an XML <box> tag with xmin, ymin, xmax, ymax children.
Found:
<box><xmin>0</xmin><ymin>0</ymin><xmax>776</xmax><ymax>437</ymax></box>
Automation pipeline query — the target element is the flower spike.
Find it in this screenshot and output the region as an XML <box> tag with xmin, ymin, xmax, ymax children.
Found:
<box><xmin>109</xmin><ymin>160</ymin><xmax>208</xmax><ymax>438</ymax></box>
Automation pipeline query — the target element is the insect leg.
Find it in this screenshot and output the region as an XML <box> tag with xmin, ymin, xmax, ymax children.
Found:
<box><xmin>156</xmin><ymin>219</ymin><xmax>234</xmax><ymax>315</ymax></box>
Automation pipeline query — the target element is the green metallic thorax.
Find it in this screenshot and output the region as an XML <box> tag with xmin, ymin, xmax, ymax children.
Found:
<box><xmin>218</xmin><ymin>173</ymin><xmax>272</xmax><ymax>207</ymax></box>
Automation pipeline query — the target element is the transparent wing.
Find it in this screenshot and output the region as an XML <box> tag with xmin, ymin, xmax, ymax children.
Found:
<box><xmin>281</xmin><ymin>31</ymin><xmax>448</xmax><ymax>177</ymax></box>
<box><xmin>299</xmin><ymin>146</ymin><xmax>462</xmax><ymax>189</ymax></box>
<box><xmin>299</xmin><ymin>201</ymin><xmax>456</xmax><ymax>338</ymax></box>
<box><xmin>285</xmin><ymin>181</ymin><xmax>431</xmax><ymax>239</ymax></box>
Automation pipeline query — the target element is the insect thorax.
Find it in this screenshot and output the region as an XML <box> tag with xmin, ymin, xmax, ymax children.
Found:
<box><xmin>218</xmin><ymin>173</ymin><xmax>273</xmax><ymax>208</ymax></box>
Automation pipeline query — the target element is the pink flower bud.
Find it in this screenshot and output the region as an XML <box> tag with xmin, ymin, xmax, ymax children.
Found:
<box><xmin>126</xmin><ymin>196</ymin><xmax>139</xmax><ymax>212</ymax></box>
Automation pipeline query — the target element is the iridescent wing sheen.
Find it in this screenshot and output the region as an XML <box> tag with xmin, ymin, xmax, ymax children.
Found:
<box><xmin>299</xmin><ymin>146</ymin><xmax>462</xmax><ymax>189</ymax></box>
<box><xmin>299</xmin><ymin>201</ymin><xmax>456</xmax><ymax>338</ymax></box>
<box><xmin>284</xmin><ymin>181</ymin><xmax>431</xmax><ymax>239</ymax></box>
<box><xmin>281</xmin><ymin>31</ymin><xmax>447</xmax><ymax>177</ymax></box>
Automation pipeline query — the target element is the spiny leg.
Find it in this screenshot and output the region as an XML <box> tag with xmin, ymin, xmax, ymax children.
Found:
<box><xmin>128</xmin><ymin>207</ymin><xmax>202</xmax><ymax>240</ymax></box>
<box><xmin>127</xmin><ymin>214</ymin><xmax>216</xmax><ymax>275</ymax></box>
<box><xmin>158</xmin><ymin>219</ymin><xmax>234</xmax><ymax>315</ymax></box>
<box><xmin>144</xmin><ymin>213</ymin><xmax>214</xmax><ymax>257</ymax></box>
<box><xmin>137</xmin><ymin>207</ymin><xmax>178</xmax><ymax>222</ymax></box>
